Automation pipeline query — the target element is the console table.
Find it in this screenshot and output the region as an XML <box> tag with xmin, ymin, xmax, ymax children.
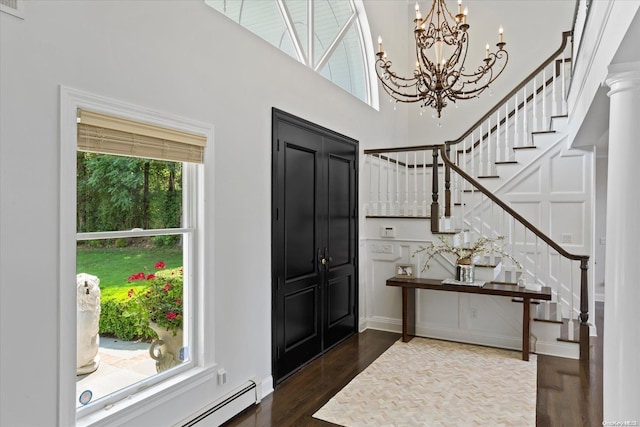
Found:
<box><xmin>386</xmin><ymin>277</ymin><xmax>552</xmax><ymax>361</ymax></box>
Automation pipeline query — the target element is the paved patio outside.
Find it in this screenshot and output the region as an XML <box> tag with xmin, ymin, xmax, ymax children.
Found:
<box><xmin>76</xmin><ymin>337</ymin><xmax>156</xmax><ymax>407</ymax></box>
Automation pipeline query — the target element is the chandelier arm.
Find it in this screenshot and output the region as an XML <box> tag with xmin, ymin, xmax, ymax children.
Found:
<box><xmin>441</xmin><ymin>34</ymin><xmax>469</xmax><ymax>90</ymax></box>
<box><xmin>457</xmin><ymin>50</ymin><xmax>508</xmax><ymax>83</ymax></box>
<box><xmin>447</xmin><ymin>54</ymin><xmax>509</xmax><ymax>100</ymax></box>
<box><xmin>376</xmin><ymin>60</ymin><xmax>423</xmax><ymax>102</ymax></box>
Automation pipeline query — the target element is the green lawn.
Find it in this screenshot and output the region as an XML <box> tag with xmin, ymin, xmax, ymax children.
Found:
<box><xmin>76</xmin><ymin>246</ymin><xmax>183</xmax><ymax>340</ymax></box>
<box><xmin>77</xmin><ymin>246</ymin><xmax>183</xmax><ymax>298</ymax></box>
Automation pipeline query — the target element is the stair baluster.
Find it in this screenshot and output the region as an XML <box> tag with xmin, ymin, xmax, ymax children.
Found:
<box><xmin>514</xmin><ymin>92</ymin><xmax>520</xmax><ymax>148</ymax></box>
<box><xmin>421</xmin><ymin>151</ymin><xmax>426</xmax><ymax>216</ymax></box>
<box><xmin>395</xmin><ymin>153</ymin><xmax>400</xmax><ymax>216</ymax></box>
<box><xmin>523</xmin><ymin>85</ymin><xmax>529</xmax><ymax>146</ymax></box>
<box><xmin>362</xmin><ymin>32</ymin><xmax>590</xmax><ymax>360</ymax></box>
<box><xmin>542</xmin><ymin>68</ymin><xmax>548</xmax><ymax>127</ymax></box>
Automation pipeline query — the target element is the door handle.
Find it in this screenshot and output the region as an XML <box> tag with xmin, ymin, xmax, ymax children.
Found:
<box><xmin>318</xmin><ymin>248</ymin><xmax>327</xmax><ymax>269</ymax></box>
<box><xmin>318</xmin><ymin>248</ymin><xmax>329</xmax><ymax>269</ymax></box>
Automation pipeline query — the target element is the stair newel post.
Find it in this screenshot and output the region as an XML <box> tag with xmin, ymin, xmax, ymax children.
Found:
<box><xmin>445</xmin><ymin>145</ymin><xmax>451</xmax><ymax>218</ymax></box>
<box><xmin>431</xmin><ymin>146</ymin><xmax>440</xmax><ymax>233</ymax></box>
<box><xmin>556</xmin><ymin>253</ymin><xmax>563</xmax><ymax>322</ymax></box>
<box><xmin>579</xmin><ymin>257</ymin><xmax>590</xmax><ymax>362</ymax></box>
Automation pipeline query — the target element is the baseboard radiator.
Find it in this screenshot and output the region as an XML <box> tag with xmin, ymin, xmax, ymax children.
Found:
<box><xmin>180</xmin><ymin>378</ymin><xmax>262</xmax><ymax>426</ymax></box>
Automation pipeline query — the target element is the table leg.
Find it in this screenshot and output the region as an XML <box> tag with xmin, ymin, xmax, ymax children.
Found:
<box><xmin>522</xmin><ymin>297</ymin><xmax>531</xmax><ymax>361</ymax></box>
<box><xmin>402</xmin><ymin>287</ymin><xmax>416</xmax><ymax>342</ymax></box>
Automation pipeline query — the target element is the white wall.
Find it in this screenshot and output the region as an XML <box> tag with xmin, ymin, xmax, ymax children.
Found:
<box><xmin>0</xmin><ymin>1</ymin><xmax>408</xmax><ymax>425</ymax></box>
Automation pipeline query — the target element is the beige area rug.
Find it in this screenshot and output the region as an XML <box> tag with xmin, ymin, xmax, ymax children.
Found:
<box><xmin>313</xmin><ymin>337</ymin><xmax>536</xmax><ymax>426</ymax></box>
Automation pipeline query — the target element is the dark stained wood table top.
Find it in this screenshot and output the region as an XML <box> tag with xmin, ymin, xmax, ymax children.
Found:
<box><xmin>386</xmin><ymin>277</ymin><xmax>552</xmax><ymax>300</ymax></box>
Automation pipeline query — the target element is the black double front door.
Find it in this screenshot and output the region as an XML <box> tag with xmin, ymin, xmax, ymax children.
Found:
<box><xmin>271</xmin><ymin>109</ymin><xmax>358</xmax><ymax>384</ymax></box>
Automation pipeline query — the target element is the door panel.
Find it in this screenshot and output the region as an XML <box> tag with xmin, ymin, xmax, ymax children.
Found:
<box><xmin>274</xmin><ymin>121</ymin><xmax>323</xmax><ymax>382</ymax></box>
<box><xmin>284</xmin><ymin>144</ymin><xmax>317</xmax><ymax>280</ymax></box>
<box><xmin>327</xmin><ymin>155</ymin><xmax>351</xmax><ymax>267</ymax></box>
<box><xmin>273</xmin><ymin>109</ymin><xmax>358</xmax><ymax>384</ymax></box>
<box><xmin>327</xmin><ymin>276</ymin><xmax>352</xmax><ymax>325</ymax></box>
<box><xmin>323</xmin><ymin>138</ymin><xmax>356</xmax><ymax>349</ymax></box>
<box><xmin>284</xmin><ymin>286</ymin><xmax>319</xmax><ymax>350</ymax></box>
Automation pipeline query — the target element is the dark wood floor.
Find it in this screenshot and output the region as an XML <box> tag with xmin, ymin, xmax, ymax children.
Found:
<box><xmin>224</xmin><ymin>302</ymin><xmax>603</xmax><ymax>427</ymax></box>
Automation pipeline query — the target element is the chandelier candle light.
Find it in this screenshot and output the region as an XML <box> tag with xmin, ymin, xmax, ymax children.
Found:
<box><xmin>376</xmin><ymin>0</ymin><xmax>508</xmax><ymax>118</ymax></box>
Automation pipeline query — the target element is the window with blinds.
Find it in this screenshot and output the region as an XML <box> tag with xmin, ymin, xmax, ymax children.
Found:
<box><xmin>74</xmin><ymin>109</ymin><xmax>205</xmax><ymax>412</ymax></box>
<box><xmin>77</xmin><ymin>109</ymin><xmax>206</xmax><ymax>164</ymax></box>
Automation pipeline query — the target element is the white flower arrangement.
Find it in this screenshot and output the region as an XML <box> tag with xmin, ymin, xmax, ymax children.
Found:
<box><xmin>412</xmin><ymin>235</ymin><xmax>523</xmax><ymax>272</ymax></box>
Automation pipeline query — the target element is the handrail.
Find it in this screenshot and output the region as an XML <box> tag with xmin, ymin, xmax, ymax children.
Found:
<box><xmin>444</xmin><ymin>31</ymin><xmax>573</xmax><ymax>147</ymax></box>
<box><xmin>439</xmin><ymin>144</ymin><xmax>588</xmax><ymax>262</ymax></box>
<box><xmin>364</xmin><ymin>144</ymin><xmax>440</xmax><ymax>155</ymax></box>
<box><xmin>440</xmin><ymin>144</ymin><xmax>590</xmax><ymax>361</ymax></box>
<box><xmin>454</xmin><ymin>61</ymin><xmax>570</xmax><ymax>157</ymax></box>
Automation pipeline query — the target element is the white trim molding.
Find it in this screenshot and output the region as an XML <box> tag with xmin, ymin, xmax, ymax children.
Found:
<box><xmin>59</xmin><ymin>86</ymin><xmax>215</xmax><ymax>426</ymax></box>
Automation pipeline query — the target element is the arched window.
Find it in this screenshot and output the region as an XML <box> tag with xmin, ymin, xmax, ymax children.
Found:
<box><xmin>205</xmin><ymin>0</ymin><xmax>378</xmax><ymax>107</ymax></box>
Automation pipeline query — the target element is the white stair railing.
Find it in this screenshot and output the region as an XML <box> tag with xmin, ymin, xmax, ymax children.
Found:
<box><xmin>364</xmin><ymin>149</ymin><xmax>437</xmax><ymax>219</ymax></box>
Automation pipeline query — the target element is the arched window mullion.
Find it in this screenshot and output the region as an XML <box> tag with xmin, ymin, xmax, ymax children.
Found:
<box><xmin>314</xmin><ymin>12</ymin><xmax>356</xmax><ymax>73</ymax></box>
<box><xmin>276</xmin><ymin>0</ymin><xmax>307</xmax><ymax>65</ymax></box>
<box><xmin>352</xmin><ymin>0</ymin><xmax>377</xmax><ymax>106</ymax></box>
<box><xmin>204</xmin><ymin>0</ymin><xmax>376</xmax><ymax>106</ymax></box>
<box><xmin>307</xmin><ymin>0</ymin><xmax>314</xmax><ymax>69</ymax></box>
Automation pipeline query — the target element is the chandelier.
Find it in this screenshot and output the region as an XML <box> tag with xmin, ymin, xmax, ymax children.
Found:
<box><xmin>375</xmin><ymin>0</ymin><xmax>508</xmax><ymax>118</ymax></box>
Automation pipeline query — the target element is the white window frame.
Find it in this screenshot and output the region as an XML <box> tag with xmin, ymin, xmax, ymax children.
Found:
<box><xmin>0</xmin><ymin>0</ymin><xmax>25</xmax><ymax>19</ymax></box>
<box><xmin>60</xmin><ymin>86</ymin><xmax>216</xmax><ymax>426</ymax></box>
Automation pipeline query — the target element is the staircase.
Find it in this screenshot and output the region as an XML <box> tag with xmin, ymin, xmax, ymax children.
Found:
<box><xmin>363</xmin><ymin>31</ymin><xmax>592</xmax><ymax>361</ymax></box>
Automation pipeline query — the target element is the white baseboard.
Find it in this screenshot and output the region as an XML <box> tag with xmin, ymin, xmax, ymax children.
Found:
<box><xmin>364</xmin><ymin>316</ymin><xmax>580</xmax><ymax>359</ymax></box>
<box><xmin>414</xmin><ymin>324</ymin><xmax>522</xmax><ymax>353</ymax></box>
<box><xmin>260</xmin><ymin>375</ymin><xmax>274</xmax><ymax>400</ymax></box>
<box><xmin>365</xmin><ymin>316</ymin><xmax>402</xmax><ymax>334</ymax></box>
<box><xmin>177</xmin><ymin>379</ymin><xmax>262</xmax><ymax>427</ymax></box>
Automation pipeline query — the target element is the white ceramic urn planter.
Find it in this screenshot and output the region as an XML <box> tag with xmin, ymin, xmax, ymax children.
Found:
<box><xmin>148</xmin><ymin>322</ymin><xmax>183</xmax><ymax>373</ymax></box>
<box><xmin>76</xmin><ymin>273</ymin><xmax>101</xmax><ymax>375</ymax></box>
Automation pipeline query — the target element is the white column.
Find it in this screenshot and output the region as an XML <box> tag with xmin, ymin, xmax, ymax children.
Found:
<box><xmin>603</xmin><ymin>61</ymin><xmax>640</xmax><ymax>423</ymax></box>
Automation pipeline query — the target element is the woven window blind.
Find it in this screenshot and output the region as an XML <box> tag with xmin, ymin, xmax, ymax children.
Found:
<box><xmin>77</xmin><ymin>109</ymin><xmax>206</xmax><ymax>164</ymax></box>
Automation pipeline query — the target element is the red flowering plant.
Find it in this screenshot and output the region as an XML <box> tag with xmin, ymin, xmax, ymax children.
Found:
<box><xmin>126</xmin><ymin>260</ymin><xmax>184</xmax><ymax>335</ymax></box>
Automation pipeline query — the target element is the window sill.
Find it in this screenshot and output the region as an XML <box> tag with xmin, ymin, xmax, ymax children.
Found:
<box><xmin>76</xmin><ymin>365</ymin><xmax>218</xmax><ymax>427</ymax></box>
